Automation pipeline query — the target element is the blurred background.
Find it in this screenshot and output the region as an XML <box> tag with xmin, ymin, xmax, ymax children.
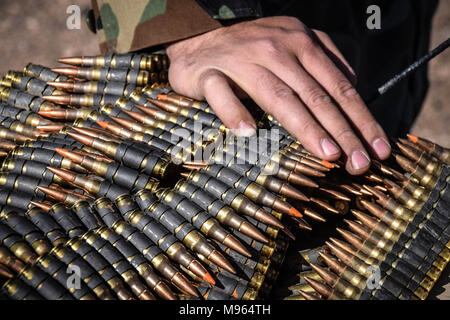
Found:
<box><xmin>0</xmin><ymin>0</ymin><xmax>448</xmax><ymax>299</ymax></box>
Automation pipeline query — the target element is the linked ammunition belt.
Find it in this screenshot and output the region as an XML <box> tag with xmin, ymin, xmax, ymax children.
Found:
<box><xmin>0</xmin><ymin>53</ymin><xmax>447</xmax><ymax>300</ymax></box>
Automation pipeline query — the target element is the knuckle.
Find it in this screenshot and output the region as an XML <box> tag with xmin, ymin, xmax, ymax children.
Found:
<box><xmin>334</xmin><ymin>79</ymin><xmax>359</xmax><ymax>101</ymax></box>
<box><xmin>282</xmin><ymin>16</ymin><xmax>303</xmax><ymax>28</ymax></box>
<box><xmin>257</xmin><ymin>38</ymin><xmax>285</xmax><ymax>58</ymax></box>
<box><xmin>334</xmin><ymin>127</ymin><xmax>355</xmax><ymax>142</ymax></box>
<box><xmin>256</xmin><ymin>72</ymin><xmax>295</xmax><ymax>101</ymax></box>
<box><xmin>304</xmin><ymin>87</ymin><xmax>332</xmax><ymax>109</ymax></box>
<box><xmin>198</xmin><ymin>70</ymin><xmax>223</xmax><ymax>89</ymax></box>
<box><xmin>358</xmin><ymin>119</ymin><xmax>380</xmax><ymax>134</ymax></box>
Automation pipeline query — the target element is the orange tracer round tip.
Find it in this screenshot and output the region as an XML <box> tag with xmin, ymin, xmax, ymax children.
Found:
<box><xmin>289</xmin><ymin>207</ymin><xmax>303</xmax><ymax>218</ymax></box>
<box><xmin>203</xmin><ymin>273</ymin><xmax>215</xmax><ymax>286</ymax></box>
<box><xmin>321</xmin><ymin>160</ymin><xmax>335</xmax><ymax>169</ymax></box>
<box><xmin>96</xmin><ymin>121</ymin><xmax>109</xmax><ymax>128</ymax></box>
<box><xmin>157</xmin><ymin>94</ymin><xmax>168</xmax><ymax>100</ymax></box>
<box><xmin>407</xmin><ymin>134</ymin><xmax>419</xmax><ymax>143</ymax></box>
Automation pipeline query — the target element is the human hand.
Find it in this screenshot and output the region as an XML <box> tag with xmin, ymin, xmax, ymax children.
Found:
<box><xmin>166</xmin><ymin>16</ymin><xmax>391</xmax><ymax>174</ymax></box>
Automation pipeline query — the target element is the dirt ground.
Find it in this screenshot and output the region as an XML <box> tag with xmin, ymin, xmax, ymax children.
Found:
<box><xmin>0</xmin><ymin>0</ymin><xmax>448</xmax><ymax>299</ymax></box>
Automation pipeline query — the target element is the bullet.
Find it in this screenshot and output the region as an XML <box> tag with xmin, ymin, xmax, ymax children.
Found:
<box><xmin>397</xmin><ymin>142</ymin><xmax>442</xmax><ymax>176</ymax></box>
<box><xmin>304</xmin><ymin>277</ymin><xmax>346</xmax><ymax>300</ymax></box>
<box><xmin>360</xmin><ymin>200</ymin><xmax>409</xmax><ymax>233</ymax></box>
<box><xmin>113</xmin><ymin>194</ymin><xmax>214</xmax><ymax>286</ymax></box>
<box><xmin>174</xmin><ymin>179</ymin><xmax>269</xmax><ymax>243</ymax></box>
<box><xmin>0</xmin><ymin>127</ymin><xmax>32</xmax><ymax>143</ymax></box>
<box><xmin>51</xmin><ymin>66</ymin><xmax>152</xmax><ymax>86</ymax></box>
<box><xmin>407</xmin><ymin>134</ymin><xmax>450</xmax><ymax>164</ymax></box>
<box><xmin>37</xmin><ymin>186</ymin><xmax>87</xmax><ymax>206</ymax></box>
<box><xmin>317</xmin><ymin>251</ymin><xmax>367</xmax><ymax>290</ymax></box>
<box><xmin>395</xmin><ymin>154</ymin><xmax>438</xmax><ymax>190</ymax></box>
<box><xmin>383</xmin><ymin>178</ymin><xmax>425</xmax><ymax>212</ymax></box>
<box><xmin>36</xmin><ymin>123</ymin><xmax>65</xmax><ymax>132</ymax></box>
<box><xmin>55</xmin><ymin>148</ymin><xmax>160</xmax><ymax>192</ymax></box>
<box><xmin>310</xmin><ymin>263</ymin><xmax>362</xmax><ymax>299</ymax></box>
<box><xmin>204</xmin><ymin>164</ymin><xmax>304</xmax><ymax>218</ymax></box>
<box><xmin>93</xmin><ymin>226</ymin><xmax>176</xmax><ymax>300</ymax></box>
<box><xmin>319</xmin><ymin>187</ymin><xmax>351</xmax><ymax>202</ymax></box>
<box><xmin>58</xmin><ymin>53</ymin><xmax>168</xmax><ymax>71</ymax></box>
<box><xmin>149</xmin><ymin>98</ymin><xmax>227</xmax><ymax>132</ymax></box>
<box><xmin>182</xmin><ymin>170</ymin><xmax>286</xmax><ymax>230</ymax></box>
<box><xmin>215</xmin><ymin>145</ymin><xmax>319</xmax><ymax>188</ymax></box>
<box><xmin>142</xmin><ymin>192</ymin><xmax>236</xmax><ymax>274</ymax></box>
<box><xmin>157</xmin><ymin>93</ymin><xmax>210</xmax><ymax>112</ymax></box>
<box><xmin>24</xmin><ymin>63</ymin><xmax>69</xmax><ymax>82</ymax></box>
<box><xmin>48</xmin><ymin>80</ymin><xmax>138</xmax><ymax>97</ymax></box>
<box><xmin>38</xmin><ymin>108</ymin><xmax>94</xmax><ymax>120</ymax></box>
<box><xmin>70</xmin><ymin>126</ymin><xmax>123</xmax><ymax>143</ymax></box>
<box><xmin>157</xmin><ymin>188</ymin><xmax>251</xmax><ymax>257</ymax></box>
<box><xmin>310</xmin><ymin>197</ymin><xmax>340</xmax><ymax>214</ymax></box>
<box><xmin>96</xmin><ymin>120</ymin><xmax>192</xmax><ymax>160</ymax></box>
<box><xmin>363</xmin><ymin>185</ymin><xmax>415</xmax><ymax>222</ymax></box>
<box><xmin>65</xmin><ymin>131</ymin><xmax>170</xmax><ymax>178</ymax></box>
<box><xmin>372</xmin><ymin>159</ymin><xmax>407</xmax><ymax>182</ymax></box>
<box><xmin>4</xmin><ymin>71</ymin><xmax>65</xmax><ymax>97</ymax></box>
<box><xmin>280</xmin><ymin>150</ymin><xmax>327</xmax><ymax>176</ymax></box>
<box><xmin>0</xmin><ymin>262</ymin><xmax>14</xmax><ymax>279</ymax></box>
<box><xmin>43</xmin><ymin>93</ymin><xmax>121</xmax><ymax>108</ymax></box>
<box><xmin>297</xmin><ymin>289</ymin><xmax>321</xmax><ymax>300</ymax></box>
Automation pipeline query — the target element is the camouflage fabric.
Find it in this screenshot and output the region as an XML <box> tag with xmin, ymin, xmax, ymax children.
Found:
<box><xmin>91</xmin><ymin>0</ymin><xmax>222</xmax><ymax>53</ymax></box>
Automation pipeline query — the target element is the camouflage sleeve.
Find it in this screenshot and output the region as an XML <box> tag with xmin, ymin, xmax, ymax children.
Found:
<box><xmin>91</xmin><ymin>0</ymin><xmax>222</xmax><ymax>54</ymax></box>
<box><xmin>91</xmin><ymin>0</ymin><xmax>263</xmax><ymax>54</ymax></box>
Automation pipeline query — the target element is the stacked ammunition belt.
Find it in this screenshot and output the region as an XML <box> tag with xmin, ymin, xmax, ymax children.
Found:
<box><xmin>0</xmin><ymin>53</ymin><xmax>447</xmax><ymax>300</ymax></box>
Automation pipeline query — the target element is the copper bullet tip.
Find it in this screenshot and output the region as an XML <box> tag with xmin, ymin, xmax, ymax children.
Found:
<box><xmin>223</xmin><ymin>234</ymin><xmax>251</xmax><ymax>257</ymax></box>
<box><xmin>289</xmin><ymin>172</ymin><xmax>319</xmax><ymax>188</ymax></box>
<box><xmin>47</xmin><ymin>81</ymin><xmax>74</xmax><ymax>91</ymax></box>
<box><xmin>36</xmin><ymin>124</ymin><xmax>65</xmax><ymax>132</ymax></box>
<box><xmin>239</xmin><ymin>221</ymin><xmax>269</xmax><ymax>244</ymax></box>
<box><xmin>154</xmin><ymin>282</ymin><xmax>177</xmax><ymax>300</ymax></box>
<box><xmin>121</xmin><ymin>109</ymin><xmax>147</xmax><ymax>122</ymax></box>
<box><xmin>172</xmin><ymin>272</ymin><xmax>199</xmax><ymax>298</ymax></box>
<box><xmin>298</xmin><ymin>290</ymin><xmax>321</xmax><ymax>300</ymax></box>
<box><xmin>42</xmin><ymin>95</ymin><xmax>71</xmax><ymax>105</ymax></box>
<box><xmin>280</xmin><ymin>184</ymin><xmax>309</xmax><ymax>202</ymax></box>
<box><xmin>51</xmin><ymin>67</ymin><xmax>78</xmax><ymax>77</ymax></box>
<box><xmin>57</xmin><ymin>57</ymin><xmax>83</xmax><ymax>66</ymax></box>
<box><xmin>304</xmin><ymin>277</ymin><xmax>332</xmax><ymax>298</ymax></box>
<box><xmin>30</xmin><ymin>201</ymin><xmax>52</xmax><ymax>212</ymax></box>
<box><xmin>135</xmin><ymin>105</ymin><xmax>159</xmax><ymax>118</ymax></box>
<box><xmin>66</xmin><ymin>131</ymin><xmax>95</xmax><ymax>146</ymax></box>
<box><xmin>180</xmin><ymin>172</ymin><xmax>190</xmax><ymax>178</ymax></box>
<box><xmin>37</xmin><ymin>186</ymin><xmax>67</xmax><ymax>202</ymax></box>
<box><xmin>208</xmin><ymin>250</ymin><xmax>236</xmax><ymax>274</ymax></box>
<box><xmin>46</xmin><ymin>166</ymin><xmax>77</xmax><ymax>182</ymax></box>
<box><xmin>254</xmin><ymin>208</ymin><xmax>286</xmax><ymax>229</ymax></box>
<box><xmin>302</xmin><ymin>207</ymin><xmax>326</xmax><ymax>223</ymax></box>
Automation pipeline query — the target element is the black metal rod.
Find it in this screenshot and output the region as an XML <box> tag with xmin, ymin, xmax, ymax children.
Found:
<box><xmin>366</xmin><ymin>37</ymin><xmax>450</xmax><ymax>103</ymax></box>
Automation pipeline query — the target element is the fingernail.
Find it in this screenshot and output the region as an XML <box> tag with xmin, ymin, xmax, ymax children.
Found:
<box><xmin>372</xmin><ymin>138</ymin><xmax>391</xmax><ymax>159</ymax></box>
<box><xmin>232</xmin><ymin>121</ymin><xmax>256</xmax><ymax>137</ymax></box>
<box><xmin>351</xmin><ymin>150</ymin><xmax>370</xmax><ymax>170</ymax></box>
<box><xmin>321</xmin><ymin>138</ymin><xmax>340</xmax><ymax>157</ymax></box>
